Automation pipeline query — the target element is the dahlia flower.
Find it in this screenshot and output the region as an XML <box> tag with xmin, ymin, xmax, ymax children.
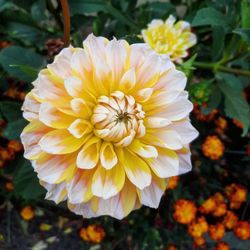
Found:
<box><xmin>142</xmin><ymin>15</ymin><xmax>197</xmax><ymax>62</ymax></box>
<box><xmin>21</xmin><ymin>34</ymin><xmax>198</xmax><ymax>219</ymax></box>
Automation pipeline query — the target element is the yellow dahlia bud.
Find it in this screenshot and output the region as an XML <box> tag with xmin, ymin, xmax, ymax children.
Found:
<box><xmin>21</xmin><ymin>34</ymin><xmax>198</xmax><ymax>219</ymax></box>
<box><xmin>142</xmin><ymin>15</ymin><xmax>197</xmax><ymax>62</ymax></box>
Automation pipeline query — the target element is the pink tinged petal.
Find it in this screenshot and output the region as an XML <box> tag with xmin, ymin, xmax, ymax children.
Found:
<box><xmin>168</xmin><ymin>119</ymin><xmax>199</xmax><ymax>144</ymax></box>
<box><xmin>154</xmin><ymin>69</ymin><xmax>186</xmax><ymax>92</ymax></box>
<box><xmin>21</xmin><ymin>120</ymin><xmax>51</xmax><ymax>160</ymax></box>
<box><xmin>106</xmin><ymin>38</ymin><xmax>129</xmax><ymax>84</ymax></box>
<box><xmin>39</xmin><ymin>129</ymin><xmax>85</xmax><ymax>154</ymax></box>
<box><xmin>145</xmin><ymin>117</ymin><xmax>171</xmax><ymax>128</ymax></box>
<box><xmin>33</xmin><ymin>73</ymin><xmax>70</xmax><ymax>105</ymax></box>
<box><xmin>68</xmin><ymin>119</ymin><xmax>92</xmax><ymax>138</ymax></box>
<box><xmin>67</xmin><ymin>169</ymin><xmax>94</xmax><ymax>204</ymax></box>
<box><xmin>134</xmin><ymin>88</ymin><xmax>153</xmax><ymax>102</ymax></box>
<box><xmin>100</xmin><ymin>142</ymin><xmax>118</xmax><ymax>169</ymax></box>
<box><xmin>177</xmin><ymin>147</ymin><xmax>192</xmax><ymax>174</ymax></box>
<box><xmin>76</xmin><ymin>137</ymin><xmax>101</xmax><ymax>169</ymax></box>
<box><xmin>64</xmin><ymin>76</ymin><xmax>84</xmax><ymax>98</ymax></box>
<box><xmin>129</xmin><ymin>139</ymin><xmax>158</xmax><ymax>158</ymax></box>
<box><xmin>33</xmin><ymin>153</ymin><xmax>75</xmax><ymax>184</ymax></box>
<box><xmin>152</xmin><ymin>130</ymin><xmax>183</xmax><ymax>150</ymax></box>
<box><xmin>137</xmin><ymin>174</ymin><xmax>167</xmax><ymax>208</ymax></box>
<box><xmin>136</xmin><ymin>53</ymin><xmax>161</xmax><ymax>88</ymax></box>
<box><xmin>148</xmin><ymin>148</ymin><xmax>179</xmax><ymax>178</ymax></box>
<box><xmin>122</xmin><ymin>149</ymin><xmax>151</xmax><ymax>190</ymax></box>
<box><xmin>39</xmin><ymin>102</ymin><xmax>75</xmax><ymax>129</ymax></box>
<box><xmin>83</xmin><ymin>34</ymin><xmax>108</xmax><ymax>64</ymax></box>
<box><xmin>70</xmin><ymin>49</ymin><xmax>92</xmax><ymax>77</ymax></box>
<box><xmin>130</xmin><ymin>43</ymin><xmax>152</xmax><ymax>69</ymax></box>
<box><xmin>22</xmin><ymin>92</ymin><xmax>40</xmax><ymax>121</ymax></box>
<box><xmin>156</xmin><ymin>95</ymin><xmax>193</xmax><ymax>121</ymax></box>
<box><xmin>47</xmin><ymin>47</ymin><xmax>73</xmax><ymax>79</ymax></box>
<box><xmin>92</xmin><ymin>163</ymin><xmax>125</xmax><ymax>199</ymax></box>
<box><xmin>42</xmin><ymin>181</ymin><xmax>67</xmax><ymax>204</ymax></box>
<box><xmin>70</xmin><ymin>98</ymin><xmax>93</xmax><ymax>118</ymax></box>
<box><xmin>119</xmin><ymin>68</ymin><xmax>136</xmax><ymax>92</ymax></box>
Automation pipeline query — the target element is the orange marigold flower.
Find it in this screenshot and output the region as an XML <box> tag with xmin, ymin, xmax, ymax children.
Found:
<box><xmin>232</xmin><ymin>119</ymin><xmax>243</xmax><ymax>129</ymax></box>
<box><xmin>188</xmin><ymin>216</ymin><xmax>208</xmax><ymax>238</ymax></box>
<box><xmin>167</xmin><ymin>176</ymin><xmax>179</xmax><ymax>190</ymax></box>
<box><xmin>213</xmin><ymin>192</ymin><xmax>224</xmax><ymax>203</ymax></box>
<box><xmin>173</xmin><ymin>199</ymin><xmax>197</xmax><ymax>224</ymax></box>
<box><xmin>166</xmin><ymin>244</ymin><xmax>177</xmax><ymax>250</ymax></box>
<box><xmin>225</xmin><ymin>184</ymin><xmax>247</xmax><ymax>204</ymax></box>
<box><xmin>0</xmin><ymin>147</ymin><xmax>15</xmax><ymax>161</ymax></box>
<box><xmin>0</xmin><ymin>41</ymin><xmax>12</xmax><ymax>48</ymax></box>
<box><xmin>8</xmin><ymin>140</ymin><xmax>23</xmax><ymax>153</ymax></box>
<box><xmin>229</xmin><ymin>202</ymin><xmax>242</xmax><ymax>210</ymax></box>
<box><xmin>20</xmin><ymin>206</ymin><xmax>35</xmax><ymax>221</ymax></box>
<box><xmin>215</xmin><ymin>117</ymin><xmax>228</xmax><ymax>134</ymax></box>
<box><xmin>199</xmin><ymin>197</ymin><xmax>216</xmax><ymax>214</ymax></box>
<box><xmin>212</xmin><ymin>202</ymin><xmax>227</xmax><ymax>217</ymax></box>
<box><xmin>202</xmin><ymin>135</ymin><xmax>224</xmax><ymax>160</ymax></box>
<box><xmin>5</xmin><ymin>181</ymin><xmax>14</xmax><ymax>191</ymax></box>
<box><xmin>79</xmin><ymin>225</ymin><xmax>105</xmax><ymax>243</ymax></box>
<box><xmin>222</xmin><ymin>211</ymin><xmax>238</xmax><ymax>230</ymax></box>
<box><xmin>0</xmin><ymin>159</ymin><xmax>5</xmax><ymax>168</ymax></box>
<box><xmin>215</xmin><ymin>242</ymin><xmax>230</xmax><ymax>250</ymax></box>
<box><xmin>233</xmin><ymin>221</ymin><xmax>250</xmax><ymax>240</ymax></box>
<box><xmin>209</xmin><ymin>224</ymin><xmax>225</xmax><ymax>241</ymax></box>
<box><xmin>193</xmin><ymin>236</ymin><xmax>205</xmax><ymax>247</ymax></box>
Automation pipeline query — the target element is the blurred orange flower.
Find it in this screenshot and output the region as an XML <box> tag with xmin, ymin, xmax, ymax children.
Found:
<box><xmin>193</xmin><ymin>103</ymin><xmax>218</xmax><ymax>122</ymax></box>
<box><xmin>202</xmin><ymin>135</ymin><xmax>224</xmax><ymax>160</ymax></box>
<box><xmin>233</xmin><ymin>221</ymin><xmax>250</xmax><ymax>240</ymax></box>
<box><xmin>215</xmin><ymin>117</ymin><xmax>228</xmax><ymax>134</ymax></box>
<box><xmin>167</xmin><ymin>176</ymin><xmax>179</xmax><ymax>190</ymax></box>
<box><xmin>166</xmin><ymin>244</ymin><xmax>177</xmax><ymax>250</ymax></box>
<box><xmin>209</xmin><ymin>224</ymin><xmax>225</xmax><ymax>241</ymax></box>
<box><xmin>222</xmin><ymin>211</ymin><xmax>238</xmax><ymax>230</ymax></box>
<box><xmin>225</xmin><ymin>184</ymin><xmax>247</xmax><ymax>204</ymax></box>
<box><xmin>5</xmin><ymin>181</ymin><xmax>14</xmax><ymax>191</ymax></box>
<box><xmin>173</xmin><ymin>199</ymin><xmax>197</xmax><ymax>224</ymax></box>
<box><xmin>199</xmin><ymin>197</ymin><xmax>216</xmax><ymax>214</ymax></box>
<box><xmin>8</xmin><ymin>140</ymin><xmax>23</xmax><ymax>153</ymax></box>
<box><xmin>232</xmin><ymin>119</ymin><xmax>243</xmax><ymax>129</ymax></box>
<box><xmin>188</xmin><ymin>216</ymin><xmax>208</xmax><ymax>238</ymax></box>
<box><xmin>215</xmin><ymin>242</ymin><xmax>230</xmax><ymax>250</ymax></box>
<box><xmin>193</xmin><ymin>236</ymin><xmax>205</xmax><ymax>247</ymax></box>
<box><xmin>80</xmin><ymin>224</ymin><xmax>105</xmax><ymax>243</ymax></box>
<box><xmin>20</xmin><ymin>206</ymin><xmax>35</xmax><ymax>221</ymax></box>
<box><xmin>212</xmin><ymin>202</ymin><xmax>227</xmax><ymax>217</ymax></box>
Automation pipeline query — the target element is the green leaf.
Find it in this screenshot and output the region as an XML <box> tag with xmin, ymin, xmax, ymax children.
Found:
<box><xmin>192</xmin><ymin>7</ymin><xmax>230</xmax><ymax>31</ymax></box>
<box><xmin>10</xmin><ymin>64</ymin><xmax>38</xmax><ymax>80</ymax></box>
<box><xmin>13</xmin><ymin>157</ymin><xmax>45</xmax><ymax>200</ymax></box>
<box><xmin>241</xmin><ymin>0</ymin><xmax>250</xmax><ymax>28</ymax></box>
<box><xmin>0</xmin><ymin>101</ymin><xmax>22</xmax><ymax>122</ymax></box>
<box><xmin>212</xmin><ymin>26</ymin><xmax>225</xmax><ymax>61</ymax></box>
<box><xmin>3</xmin><ymin>118</ymin><xmax>27</xmax><ymax>140</ymax></box>
<box><xmin>233</xmin><ymin>28</ymin><xmax>250</xmax><ymax>43</ymax></box>
<box><xmin>0</xmin><ymin>46</ymin><xmax>45</xmax><ymax>81</ymax></box>
<box><xmin>178</xmin><ymin>54</ymin><xmax>197</xmax><ymax>77</ymax></box>
<box><xmin>217</xmin><ymin>73</ymin><xmax>250</xmax><ymax>136</ymax></box>
<box><xmin>69</xmin><ymin>0</ymin><xmax>107</xmax><ymax>15</ymax></box>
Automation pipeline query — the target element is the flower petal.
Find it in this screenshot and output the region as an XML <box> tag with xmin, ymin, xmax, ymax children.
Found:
<box><xmin>39</xmin><ymin>102</ymin><xmax>75</xmax><ymax>129</ymax></box>
<box><xmin>39</xmin><ymin>129</ymin><xmax>85</xmax><ymax>154</ymax></box>
<box><xmin>129</xmin><ymin>139</ymin><xmax>158</xmax><ymax>158</ymax></box>
<box><xmin>92</xmin><ymin>163</ymin><xmax>125</xmax><ymax>199</ymax></box>
<box><xmin>68</xmin><ymin>119</ymin><xmax>92</xmax><ymax>138</ymax></box>
<box><xmin>100</xmin><ymin>142</ymin><xmax>118</xmax><ymax>169</ymax></box>
<box><xmin>121</xmin><ymin>149</ymin><xmax>151</xmax><ymax>190</ymax></box>
<box><xmin>76</xmin><ymin>137</ymin><xmax>101</xmax><ymax>169</ymax></box>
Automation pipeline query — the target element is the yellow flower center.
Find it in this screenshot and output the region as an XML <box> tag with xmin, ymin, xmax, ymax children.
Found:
<box><xmin>92</xmin><ymin>91</ymin><xmax>145</xmax><ymax>147</ymax></box>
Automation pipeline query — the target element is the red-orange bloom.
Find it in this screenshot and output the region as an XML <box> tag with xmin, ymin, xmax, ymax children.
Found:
<box><xmin>193</xmin><ymin>236</ymin><xmax>205</xmax><ymax>247</ymax></box>
<box><xmin>215</xmin><ymin>242</ymin><xmax>230</xmax><ymax>250</ymax></box>
<box><xmin>233</xmin><ymin>221</ymin><xmax>250</xmax><ymax>240</ymax></box>
<box><xmin>173</xmin><ymin>199</ymin><xmax>197</xmax><ymax>224</ymax></box>
<box><xmin>212</xmin><ymin>202</ymin><xmax>227</xmax><ymax>217</ymax></box>
<box><xmin>209</xmin><ymin>224</ymin><xmax>225</xmax><ymax>241</ymax></box>
<box><xmin>167</xmin><ymin>176</ymin><xmax>179</xmax><ymax>190</ymax></box>
<box><xmin>20</xmin><ymin>206</ymin><xmax>35</xmax><ymax>221</ymax></box>
<box><xmin>79</xmin><ymin>224</ymin><xmax>106</xmax><ymax>243</ymax></box>
<box><xmin>188</xmin><ymin>216</ymin><xmax>208</xmax><ymax>238</ymax></box>
<box><xmin>225</xmin><ymin>184</ymin><xmax>247</xmax><ymax>204</ymax></box>
<box><xmin>199</xmin><ymin>197</ymin><xmax>216</xmax><ymax>214</ymax></box>
<box><xmin>202</xmin><ymin>135</ymin><xmax>224</xmax><ymax>160</ymax></box>
<box><xmin>222</xmin><ymin>211</ymin><xmax>238</xmax><ymax>230</ymax></box>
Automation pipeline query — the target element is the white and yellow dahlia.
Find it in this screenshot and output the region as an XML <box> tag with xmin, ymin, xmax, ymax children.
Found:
<box><xmin>142</xmin><ymin>15</ymin><xmax>197</xmax><ymax>62</ymax></box>
<box><xmin>21</xmin><ymin>34</ymin><xmax>198</xmax><ymax>219</ymax></box>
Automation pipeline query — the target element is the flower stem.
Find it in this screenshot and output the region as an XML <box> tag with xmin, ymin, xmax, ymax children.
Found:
<box><xmin>60</xmin><ymin>0</ymin><xmax>70</xmax><ymax>47</ymax></box>
<box><xmin>193</xmin><ymin>61</ymin><xmax>250</xmax><ymax>77</ymax></box>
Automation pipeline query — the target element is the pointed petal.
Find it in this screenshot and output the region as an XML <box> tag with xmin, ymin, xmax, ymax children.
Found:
<box><xmin>100</xmin><ymin>142</ymin><xmax>118</xmax><ymax>169</ymax></box>
<box><xmin>68</xmin><ymin>119</ymin><xmax>92</xmax><ymax>138</ymax></box>
<box><xmin>129</xmin><ymin>139</ymin><xmax>158</xmax><ymax>158</ymax></box>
